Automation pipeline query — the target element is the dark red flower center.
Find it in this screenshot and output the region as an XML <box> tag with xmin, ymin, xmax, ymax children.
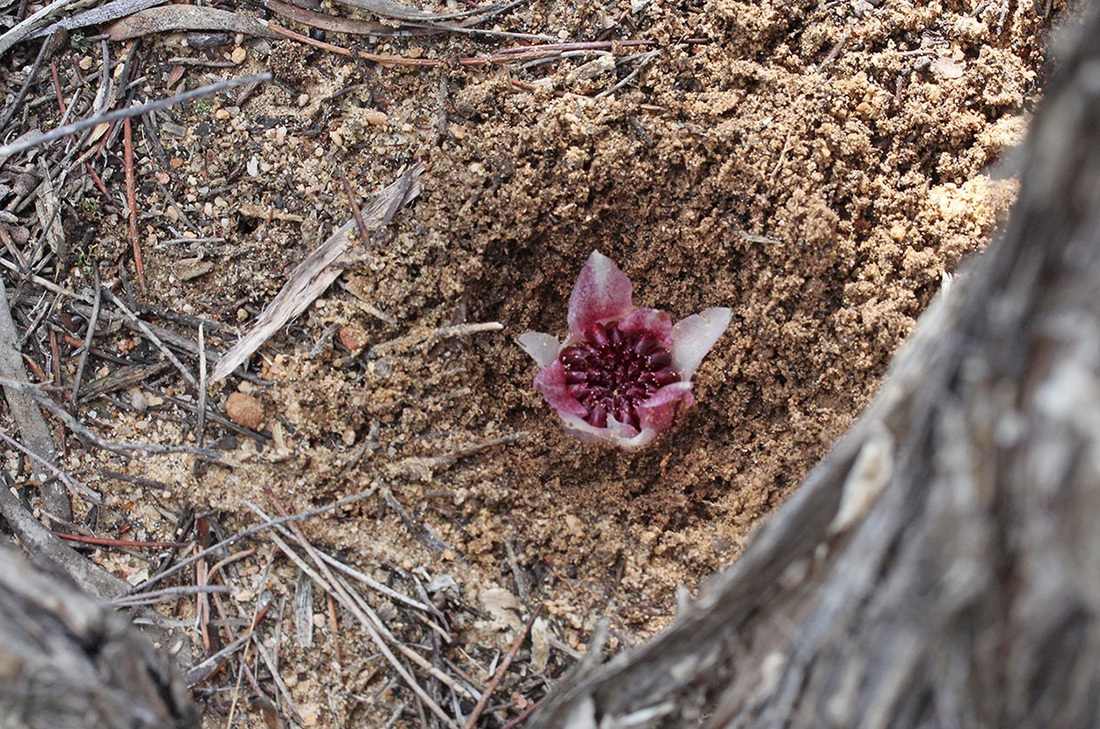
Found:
<box><xmin>559</xmin><ymin>321</ymin><xmax>681</xmax><ymax>431</ymax></box>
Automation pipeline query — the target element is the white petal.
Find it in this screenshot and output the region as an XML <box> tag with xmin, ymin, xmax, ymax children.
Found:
<box><xmin>670</xmin><ymin>307</ymin><xmax>732</xmax><ymax>379</ymax></box>
<box><xmin>567</xmin><ymin>250</ymin><xmax>634</xmax><ymax>336</ymax></box>
<box><xmin>558</xmin><ymin>413</ymin><xmax>658</xmax><ymax>450</ymax></box>
<box><xmin>518</xmin><ymin>332</ymin><xmax>561</xmax><ymax>368</ymax></box>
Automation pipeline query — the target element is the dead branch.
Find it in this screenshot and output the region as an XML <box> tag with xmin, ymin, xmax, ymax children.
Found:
<box><xmin>0</xmin><ymin>545</ymin><xmax>199</xmax><ymax>728</ymax></box>
<box><xmin>0</xmin><ymin>273</ymin><xmax>70</xmax><ymax>520</ymax></box>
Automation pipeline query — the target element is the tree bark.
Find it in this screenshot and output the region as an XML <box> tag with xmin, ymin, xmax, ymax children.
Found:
<box><xmin>0</xmin><ymin>546</ymin><xmax>199</xmax><ymax>729</ymax></box>
<box><xmin>532</xmin><ymin>5</ymin><xmax>1100</xmax><ymax>729</ymax></box>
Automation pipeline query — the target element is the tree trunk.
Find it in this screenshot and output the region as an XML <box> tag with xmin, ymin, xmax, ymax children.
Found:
<box><xmin>0</xmin><ymin>545</ymin><xmax>199</xmax><ymax>729</ymax></box>
<box><xmin>532</xmin><ymin>5</ymin><xmax>1100</xmax><ymax>729</ymax></box>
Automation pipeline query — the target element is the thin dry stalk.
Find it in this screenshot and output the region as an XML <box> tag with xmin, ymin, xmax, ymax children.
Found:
<box><xmin>256</xmin><ymin>495</ymin><xmax>461</xmax><ymax>729</ymax></box>
<box><xmin>101</xmin><ymin>286</ymin><xmax>198</xmax><ymax>390</ymax></box>
<box><xmin>197</xmin><ymin>323</ymin><xmax>208</xmax><ymax>446</ymax></box>
<box><xmin>131</xmin><ymin>486</ymin><xmax>377</xmax><ymax>593</ymax></box>
<box><xmin>111</xmin><ymin>584</ymin><xmax>231</xmax><ymax>609</ymax></box>
<box><xmin>122</xmin><ymin>116</ymin><xmax>145</xmax><ymax>290</ymax></box>
<box><xmin>0</xmin><ymin>429</ymin><xmax>101</xmax><ymax>504</ymax></box>
<box><xmin>0</xmin><ymin>73</ymin><xmax>272</xmax><ymax>157</ymax></box>
<box><xmin>463</xmin><ymin>607</ymin><xmax>542</xmax><ymax>729</ymax></box>
<box><xmin>70</xmin><ymin>265</ymin><xmax>102</xmax><ymax>404</ymax></box>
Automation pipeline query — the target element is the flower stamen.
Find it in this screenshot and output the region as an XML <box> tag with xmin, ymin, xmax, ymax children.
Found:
<box><xmin>560</xmin><ymin>321</ymin><xmax>681</xmax><ymax>431</ymax></box>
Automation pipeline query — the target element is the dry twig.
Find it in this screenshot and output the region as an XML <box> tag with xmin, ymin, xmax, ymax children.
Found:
<box><xmin>464</xmin><ymin>606</ymin><xmax>542</xmax><ymax>729</ymax></box>
<box><xmin>0</xmin><ymin>73</ymin><xmax>272</xmax><ymax>157</ymax></box>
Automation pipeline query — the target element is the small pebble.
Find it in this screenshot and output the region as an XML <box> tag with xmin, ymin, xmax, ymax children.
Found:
<box><xmin>337</xmin><ymin>325</ymin><xmax>363</xmax><ymax>352</ymax></box>
<box><xmin>363</xmin><ymin>109</ymin><xmax>387</xmax><ymax>126</ymax></box>
<box><xmin>226</xmin><ymin>392</ymin><xmax>265</xmax><ymax>430</ymax></box>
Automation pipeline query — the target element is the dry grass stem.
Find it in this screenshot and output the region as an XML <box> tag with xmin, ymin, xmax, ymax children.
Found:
<box><xmin>101</xmin><ymin>287</ymin><xmax>198</xmax><ymax>389</ymax></box>
<box><xmin>254</xmin><ymin>496</ymin><xmax>461</xmax><ymax>729</ymax></box>
<box><xmin>0</xmin><ymin>73</ymin><xmax>272</xmax><ymax>157</ymax></box>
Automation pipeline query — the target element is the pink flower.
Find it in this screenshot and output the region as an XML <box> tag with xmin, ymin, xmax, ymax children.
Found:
<box><xmin>519</xmin><ymin>251</ymin><xmax>731</xmax><ymax>449</ymax></box>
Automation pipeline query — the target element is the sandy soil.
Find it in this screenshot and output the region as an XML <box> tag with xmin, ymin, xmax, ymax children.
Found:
<box><xmin>0</xmin><ymin>0</ymin><xmax>1070</xmax><ymax>725</ymax></box>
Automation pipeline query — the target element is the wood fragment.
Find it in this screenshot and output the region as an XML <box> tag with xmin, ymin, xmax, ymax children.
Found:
<box><xmin>196</xmin><ymin>323</ymin><xmax>207</xmax><ymax>446</ymax></box>
<box><xmin>212</xmin><ymin>163</ymin><xmax>423</xmax><ymax>382</ymax></box>
<box><xmin>0</xmin><ymin>31</ymin><xmax>53</xmax><ymax>135</ymax></box>
<box><xmin>104</xmin><ymin>4</ymin><xmax>280</xmax><ymax>41</ymax></box>
<box><xmin>71</xmin><ymin>266</ymin><xmax>102</xmax><ymax>404</ymax></box>
<box><xmin>0</xmin><ymin>273</ymin><xmax>71</xmax><ymax>520</ymax></box>
<box><xmin>30</xmin><ymin>0</ymin><xmax>169</xmax><ymax>37</ymax></box>
<box><xmin>80</xmin><ymin>360</ymin><xmax>173</xmax><ymax>401</ymax></box>
<box><xmin>0</xmin><ymin>0</ymin><xmax>81</xmax><ymax>57</ymax></box>
<box><xmin>0</xmin><ymin>544</ymin><xmax>200</xmax><ymax>728</ymax></box>
<box><xmin>33</xmin><ymin>159</ymin><xmax>67</xmax><ymax>263</ymax></box>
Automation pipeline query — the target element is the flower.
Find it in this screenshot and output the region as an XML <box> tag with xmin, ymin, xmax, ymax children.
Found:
<box><xmin>518</xmin><ymin>250</ymin><xmax>732</xmax><ymax>449</ymax></box>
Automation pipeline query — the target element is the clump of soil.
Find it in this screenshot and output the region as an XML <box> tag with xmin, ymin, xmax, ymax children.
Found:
<box><xmin>0</xmin><ymin>0</ymin><xmax>1069</xmax><ymax>725</ymax></box>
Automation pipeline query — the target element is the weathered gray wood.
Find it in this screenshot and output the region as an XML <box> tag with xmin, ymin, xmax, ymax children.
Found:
<box><xmin>531</xmin><ymin>6</ymin><xmax>1100</xmax><ymax>729</ymax></box>
<box><xmin>0</xmin><ymin>273</ymin><xmax>71</xmax><ymax>521</ymax></box>
<box><xmin>0</xmin><ymin>545</ymin><xmax>198</xmax><ymax>729</ymax></box>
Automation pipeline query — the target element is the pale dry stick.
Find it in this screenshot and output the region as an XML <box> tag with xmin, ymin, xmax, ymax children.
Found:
<box><xmin>0</xmin><ymin>429</ymin><xmax>101</xmax><ymax>504</ymax></box>
<box><xmin>197</xmin><ymin>323</ymin><xmax>207</xmax><ymax>447</ymax></box>
<box><xmin>0</xmin><ymin>28</ymin><xmax>53</xmax><ymax>132</ymax></box>
<box><xmin>111</xmin><ymin>584</ymin><xmax>231</xmax><ymax>608</ymax></box>
<box><xmin>0</xmin><ymin>374</ymin><xmax>222</xmax><ymax>457</ymax></box>
<box><xmin>183</xmin><ymin>631</ymin><xmax>252</xmax><ymax>686</ymax></box>
<box><xmin>326</xmin><ymin>593</ymin><xmax>342</xmax><ymax>664</ymax></box>
<box><xmin>101</xmin><ymin>286</ymin><xmax>199</xmax><ymax>390</ymax></box>
<box><xmin>0</xmin><ymin>73</ymin><xmax>272</xmax><ymax>157</ymax></box>
<box><xmin>0</xmin><ymin>258</ymin><xmax>90</xmax><ymax>304</ymax></box>
<box><xmin>0</xmin><ymin>0</ymin><xmax>82</xmax><ymax>57</ymax></box>
<box><xmin>16</xmin><ymin>288</ymin><xmax>53</xmax><ymax>350</ymax></box>
<box><xmin>250</xmin><ymin>630</ymin><xmax>307</xmax><ymax>726</ymax></box>
<box><xmin>265</xmin><ymin>595</ymin><xmax>307</xmax><ymax>724</ymax></box>
<box><xmin>195</xmin><ymin>548</ymin><xmax>213</xmax><ymax>655</ymax></box>
<box><xmin>224</xmin><ymin>658</ymin><xmax>251</xmax><ymax>729</ymax></box>
<box><xmin>70</xmin><ymin>266</ymin><xmax>102</xmax><ymax>404</ymax></box>
<box><xmin>328</xmin><ymin>569</ymin><xmax>481</xmax><ymax>702</ymax></box>
<box><xmin>225</xmin><ymin>580</ymin><xmax>277</xmax><ymax>727</ymax></box>
<box><xmin>369</xmin><ymin>321</ymin><xmax>503</xmax><ymax>356</ymax></box>
<box><xmin>122</xmin><ymin>116</ymin><xmax>145</xmax><ymax>290</ymax></box>
<box><xmin>463</xmin><ymin>606</ymin><xmax>543</xmax><ymax>729</ymax></box>
<box><xmin>594</xmin><ymin>49</ymin><xmax>662</xmax><ymax>100</ymax></box>
<box><xmin>204</xmin><ymin>547</ymin><xmax>255</xmax><ymax>583</ymax></box>
<box><xmin>256</xmin><ymin>506</ymin><xmax>460</xmax><ymax>728</ymax></box>
<box><xmin>131</xmin><ymin>486</ymin><xmax>378</xmax><ymax>594</ymax></box>
<box><xmin>379</xmin><ymin>484</ymin><xmax>454</xmax><ymax>554</ymax></box>
<box><xmin>309</xmin><ymin>545</ymin><xmax>435</xmax><ymax>613</ymax></box>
